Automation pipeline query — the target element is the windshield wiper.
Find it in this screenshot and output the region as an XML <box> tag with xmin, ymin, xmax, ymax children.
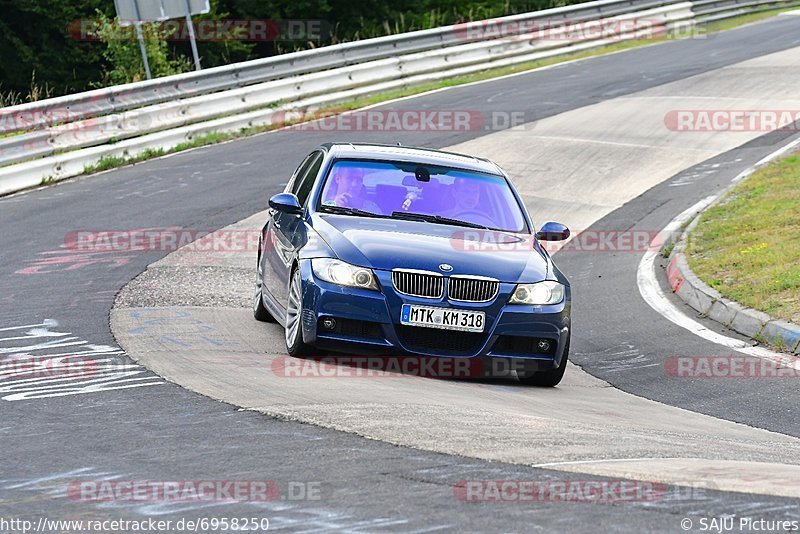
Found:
<box><xmin>319</xmin><ymin>205</ymin><xmax>386</xmax><ymax>218</ymax></box>
<box><xmin>391</xmin><ymin>211</ymin><xmax>489</xmax><ymax>229</ymax></box>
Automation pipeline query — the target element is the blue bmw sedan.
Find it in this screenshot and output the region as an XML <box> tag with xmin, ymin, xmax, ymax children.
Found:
<box><xmin>254</xmin><ymin>143</ymin><xmax>571</xmax><ymax>386</ymax></box>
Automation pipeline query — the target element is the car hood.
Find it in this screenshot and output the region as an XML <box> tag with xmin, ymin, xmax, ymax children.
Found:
<box><xmin>311</xmin><ymin>214</ymin><xmax>551</xmax><ymax>283</ymax></box>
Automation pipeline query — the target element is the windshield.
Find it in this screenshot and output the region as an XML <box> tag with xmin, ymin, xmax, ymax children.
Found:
<box><xmin>317</xmin><ymin>159</ymin><xmax>528</xmax><ymax>232</ymax></box>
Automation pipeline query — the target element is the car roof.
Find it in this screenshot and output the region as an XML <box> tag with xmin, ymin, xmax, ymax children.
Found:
<box><xmin>323</xmin><ymin>143</ymin><xmax>504</xmax><ymax>176</ymax></box>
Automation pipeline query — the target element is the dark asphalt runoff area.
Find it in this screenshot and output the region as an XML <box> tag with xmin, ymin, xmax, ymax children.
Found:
<box><xmin>559</xmin><ymin>126</ymin><xmax>800</xmax><ymax>438</ymax></box>
<box><xmin>1</xmin><ymin>16</ymin><xmax>799</xmax><ymax>531</ymax></box>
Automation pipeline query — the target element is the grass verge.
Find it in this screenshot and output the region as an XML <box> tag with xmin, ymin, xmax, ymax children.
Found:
<box><xmin>685</xmin><ymin>152</ymin><xmax>800</xmax><ymax>324</ymax></box>
<box><xmin>82</xmin><ymin>148</ymin><xmax>164</xmax><ymax>175</ymax></box>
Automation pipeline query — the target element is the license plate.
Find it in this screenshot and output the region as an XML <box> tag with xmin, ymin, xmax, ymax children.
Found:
<box><xmin>400</xmin><ymin>304</ymin><xmax>485</xmax><ymax>333</ymax></box>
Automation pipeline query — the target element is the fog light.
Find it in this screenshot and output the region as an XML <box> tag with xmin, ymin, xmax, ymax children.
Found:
<box><xmin>537</xmin><ymin>340</ymin><xmax>551</xmax><ymax>352</ymax></box>
<box><xmin>322</xmin><ymin>317</ymin><xmax>337</xmax><ymax>331</ymax></box>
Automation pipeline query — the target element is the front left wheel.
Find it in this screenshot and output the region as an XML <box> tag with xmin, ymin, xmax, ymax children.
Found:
<box><xmin>285</xmin><ymin>268</ymin><xmax>314</xmax><ymax>356</ymax></box>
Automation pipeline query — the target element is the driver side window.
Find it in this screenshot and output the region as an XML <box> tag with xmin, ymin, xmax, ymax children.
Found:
<box><xmin>292</xmin><ymin>151</ymin><xmax>323</xmax><ymax>207</ymax></box>
<box><xmin>285</xmin><ymin>153</ymin><xmax>315</xmax><ymax>194</ymax></box>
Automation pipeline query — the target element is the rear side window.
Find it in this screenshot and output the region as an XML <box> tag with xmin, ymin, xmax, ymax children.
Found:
<box><xmin>293</xmin><ymin>152</ymin><xmax>323</xmax><ymax>206</ymax></box>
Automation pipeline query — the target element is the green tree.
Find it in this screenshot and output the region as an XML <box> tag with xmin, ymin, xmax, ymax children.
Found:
<box><xmin>92</xmin><ymin>11</ymin><xmax>191</xmax><ymax>85</ymax></box>
<box><xmin>0</xmin><ymin>0</ymin><xmax>110</xmax><ymax>98</ymax></box>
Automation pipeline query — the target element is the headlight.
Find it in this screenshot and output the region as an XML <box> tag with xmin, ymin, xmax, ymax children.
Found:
<box><xmin>508</xmin><ymin>281</ymin><xmax>564</xmax><ymax>305</ymax></box>
<box><xmin>312</xmin><ymin>258</ymin><xmax>379</xmax><ymax>290</ymax></box>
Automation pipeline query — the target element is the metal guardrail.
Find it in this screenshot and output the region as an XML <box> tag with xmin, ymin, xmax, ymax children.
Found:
<box><xmin>692</xmin><ymin>0</ymin><xmax>800</xmax><ymax>19</ymax></box>
<box><xmin>0</xmin><ymin>0</ymin><xmax>795</xmax><ymax>196</ymax></box>
<box><xmin>0</xmin><ymin>0</ymin><xmax>677</xmax><ymax>137</ymax></box>
<box><xmin>0</xmin><ymin>4</ymin><xmax>689</xmax><ymax>165</ymax></box>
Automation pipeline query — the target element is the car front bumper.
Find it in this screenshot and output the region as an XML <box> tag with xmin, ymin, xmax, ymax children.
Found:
<box><xmin>297</xmin><ymin>260</ymin><xmax>571</xmax><ymax>368</ymax></box>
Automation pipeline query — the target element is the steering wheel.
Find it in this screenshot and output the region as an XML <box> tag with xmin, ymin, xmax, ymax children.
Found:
<box><xmin>448</xmin><ymin>210</ymin><xmax>495</xmax><ymax>227</ymax></box>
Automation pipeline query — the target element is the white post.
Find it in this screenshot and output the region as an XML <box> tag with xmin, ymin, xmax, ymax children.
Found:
<box><xmin>184</xmin><ymin>0</ymin><xmax>202</xmax><ymax>71</ymax></box>
<box><xmin>130</xmin><ymin>0</ymin><xmax>152</xmax><ymax>80</ymax></box>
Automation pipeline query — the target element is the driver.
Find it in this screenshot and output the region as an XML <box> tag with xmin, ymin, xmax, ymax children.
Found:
<box><xmin>327</xmin><ymin>166</ymin><xmax>382</xmax><ymax>214</ymax></box>
<box><xmin>441</xmin><ymin>178</ymin><xmax>481</xmax><ymax>218</ymax></box>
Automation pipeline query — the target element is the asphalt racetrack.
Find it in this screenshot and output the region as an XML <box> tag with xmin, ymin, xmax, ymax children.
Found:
<box><xmin>2</xmin><ymin>14</ymin><xmax>800</xmax><ymax>533</ymax></box>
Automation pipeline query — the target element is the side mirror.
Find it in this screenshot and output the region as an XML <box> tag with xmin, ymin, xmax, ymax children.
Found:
<box><xmin>536</xmin><ymin>221</ymin><xmax>570</xmax><ymax>241</ymax></box>
<box><xmin>269</xmin><ymin>193</ymin><xmax>303</xmax><ymax>215</ymax></box>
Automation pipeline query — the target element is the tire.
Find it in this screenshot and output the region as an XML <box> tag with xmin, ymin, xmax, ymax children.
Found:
<box><xmin>253</xmin><ymin>247</ymin><xmax>277</xmax><ymax>323</ymax></box>
<box><xmin>516</xmin><ymin>336</ymin><xmax>569</xmax><ymax>387</ymax></box>
<box><xmin>285</xmin><ymin>267</ymin><xmax>314</xmax><ymax>356</ymax></box>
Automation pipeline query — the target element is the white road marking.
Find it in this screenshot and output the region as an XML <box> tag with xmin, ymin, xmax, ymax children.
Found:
<box><xmin>0</xmin><ymin>319</ymin><xmax>163</xmax><ymax>400</ymax></box>
<box><xmin>0</xmin><ymin>320</ymin><xmax>58</xmax><ymax>332</ymax></box>
<box><xmin>532</xmin><ymin>457</ymin><xmax>683</xmax><ymax>468</ymax></box>
<box><xmin>518</xmin><ymin>134</ymin><xmax>716</xmax><ymax>152</ymax></box>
